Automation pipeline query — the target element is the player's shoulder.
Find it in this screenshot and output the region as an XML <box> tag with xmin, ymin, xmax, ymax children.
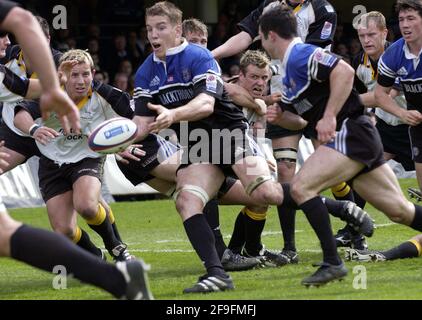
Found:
<box><xmin>381</xmin><ymin>38</ymin><xmax>405</xmax><ymax>66</ymax></box>
<box><xmin>135</xmin><ymin>54</ymin><xmax>154</xmax><ymax>78</ymax></box>
<box><xmin>0</xmin><ymin>44</ymin><xmax>21</xmax><ymax>64</ymax></box>
<box><xmin>384</xmin><ymin>37</ymin><xmax>405</xmax><ymax>55</ymax></box>
<box><xmin>309</xmin><ymin>0</ymin><xmax>336</xmax><ymax>14</ymax></box>
<box><xmin>291</xmin><ymin>41</ymin><xmax>320</xmax><ymax>63</ymax></box>
<box><xmin>184</xmin><ymin>43</ymin><xmax>214</xmax><ymax>61</ymax></box>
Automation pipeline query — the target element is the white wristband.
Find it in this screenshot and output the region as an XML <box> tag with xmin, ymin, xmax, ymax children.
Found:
<box><xmin>29</xmin><ymin>124</ymin><xmax>41</xmax><ymax>137</ymax></box>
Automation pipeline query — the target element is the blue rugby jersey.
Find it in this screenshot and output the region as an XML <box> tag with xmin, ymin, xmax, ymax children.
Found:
<box><xmin>378</xmin><ymin>38</ymin><xmax>422</xmax><ymax>112</ymax></box>
<box><xmin>133</xmin><ymin>39</ymin><xmax>245</xmax><ymax>136</ymax></box>
<box><xmin>278</xmin><ymin>38</ymin><xmax>363</xmax><ymax>134</ymax></box>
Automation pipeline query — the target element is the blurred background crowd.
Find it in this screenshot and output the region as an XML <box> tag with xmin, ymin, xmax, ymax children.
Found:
<box><xmin>13</xmin><ymin>0</ymin><xmax>400</xmax><ymax>95</ymax></box>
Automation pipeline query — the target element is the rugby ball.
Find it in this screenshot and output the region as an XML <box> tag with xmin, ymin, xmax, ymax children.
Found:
<box><xmin>88</xmin><ymin>117</ymin><xmax>138</xmax><ymax>154</ymax></box>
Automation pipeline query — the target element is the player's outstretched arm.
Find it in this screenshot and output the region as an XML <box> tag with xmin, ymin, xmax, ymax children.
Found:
<box><xmin>1</xmin><ymin>6</ymin><xmax>80</xmax><ymax>133</ymax></box>
<box><xmin>225</xmin><ymin>82</ymin><xmax>265</xmax><ymax>115</ymax></box>
<box><xmin>317</xmin><ymin>60</ymin><xmax>354</xmax><ymax>143</ymax></box>
<box><xmin>374</xmin><ymin>83</ymin><xmax>422</xmax><ymax>126</ymax></box>
<box><xmin>212</xmin><ymin>31</ymin><xmax>253</xmax><ymax>59</ymax></box>
<box><xmin>148</xmin><ymin>93</ymin><xmax>215</xmax><ymax>133</ymax></box>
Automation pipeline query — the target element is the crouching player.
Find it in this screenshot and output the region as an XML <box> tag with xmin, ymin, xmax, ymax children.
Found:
<box><xmin>14</xmin><ymin>49</ymin><xmax>135</xmax><ymax>261</ymax></box>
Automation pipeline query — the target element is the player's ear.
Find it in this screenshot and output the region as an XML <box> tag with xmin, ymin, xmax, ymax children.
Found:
<box><xmin>92</xmin><ymin>68</ymin><xmax>96</xmax><ymax>77</ymax></box>
<box><xmin>175</xmin><ymin>23</ymin><xmax>182</xmax><ymax>38</ymax></box>
<box><xmin>382</xmin><ymin>28</ymin><xmax>388</xmax><ymax>40</ymax></box>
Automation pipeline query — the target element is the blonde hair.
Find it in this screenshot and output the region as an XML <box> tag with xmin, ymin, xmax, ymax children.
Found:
<box><xmin>146</xmin><ymin>1</ymin><xmax>182</xmax><ymax>25</ymax></box>
<box><xmin>240</xmin><ymin>50</ymin><xmax>271</xmax><ymax>74</ymax></box>
<box><xmin>60</xmin><ymin>49</ymin><xmax>94</xmax><ymax>69</ymax></box>
<box><xmin>357</xmin><ymin>11</ymin><xmax>387</xmax><ymax>30</ymax></box>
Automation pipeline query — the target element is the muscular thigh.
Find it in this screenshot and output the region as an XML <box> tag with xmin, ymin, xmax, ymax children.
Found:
<box><xmin>176</xmin><ymin>163</ymin><xmax>225</xmax><ymax>198</ymax></box>
<box><xmin>73</xmin><ymin>175</ymin><xmax>101</xmax><ymax>207</ymax></box>
<box><xmin>293</xmin><ymin>146</ymin><xmax>364</xmax><ymax>193</ymax></box>
<box><xmin>232</xmin><ymin>155</ymin><xmax>272</xmax><ymax>189</ymax></box>
<box><xmin>46</xmin><ymin>191</ymin><xmax>77</xmax><ymax>235</ymax></box>
<box><xmin>352</xmin><ymin>164</ymin><xmax>414</xmax><ymax>221</ymax></box>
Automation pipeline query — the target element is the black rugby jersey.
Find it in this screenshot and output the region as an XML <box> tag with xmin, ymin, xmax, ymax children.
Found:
<box><xmin>238</xmin><ymin>0</ymin><xmax>337</xmax><ymax>48</ymax></box>
<box><xmin>0</xmin><ymin>45</ymin><xmax>62</xmax><ymax>77</ymax></box>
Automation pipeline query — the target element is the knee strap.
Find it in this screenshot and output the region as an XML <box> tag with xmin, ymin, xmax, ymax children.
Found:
<box><xmin>173</xmin><ymin>184</ymin><xmax>210</xmax><ymax>207</ymax></box>
<box><xmin>273</xmin><ymin>148</ymin><xmax>297</xmax><ymax>163</ymax></box>
<box><xmin>164</xmin><ymin>184</ymin><xmax>177</xmax><ymax>198</ymax></box>
<box><xmin>245</xmin><ymin>176</ymin><xmax>272</xmax><ymax>196</ymax></box>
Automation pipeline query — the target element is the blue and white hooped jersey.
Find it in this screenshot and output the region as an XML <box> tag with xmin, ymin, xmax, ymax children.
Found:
<box><xmin>133</xmin><ymin>39</ymin><xmax>245</xmax><ymax>135</ymax></box>
<box><xmin>378</xmin><ymin>38</ymin><xmax>422</xmax><ymax>112</ymax></box>
<box><xmin>278</xmin><ymin>38</ymin><xmax>363</xmax><ymax>131</ymax></box>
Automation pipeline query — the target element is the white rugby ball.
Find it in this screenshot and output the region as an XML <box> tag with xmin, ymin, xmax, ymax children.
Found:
<box><xmin>88</xmin><ymin>117</ymin><xmax>138</xmax><ymax>154</ymax></box>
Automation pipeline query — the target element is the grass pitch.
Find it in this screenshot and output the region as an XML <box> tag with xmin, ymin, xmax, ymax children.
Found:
<box><xmin>1</xmin><ymin>179</ymin><xmax>421</xmax><ymax>300</ymax></box>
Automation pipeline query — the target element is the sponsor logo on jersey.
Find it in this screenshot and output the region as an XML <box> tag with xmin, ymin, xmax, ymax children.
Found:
<box><xmin>182</xmin><ymin>69</ymin><xmax>191</xmax><ymax>82</ymax></box>
<box><xmin>397</xmin><ymin>67</ymin><xmax>408</xmax><ymax>76</ymax></box>
<box><xmin>150</xmin><ymin>76</ymin><xmax>160</xmax><ymax>87</ymax></box>
<box><xmin>158</xmin><ymin>88</ymin><xmax>195</xmax><ymax>105</ymax></box>
<box><xmin>325</xmin><ymin>5</ymin><xmax>335</xmax><ymax>13</ymax></box>
<box><xmin>321</xmin><ymin>21</ymin><xmax>333</xmax><ymax>40</ymax></box>
<box><xmin>206</xmin><ymin>74</ymin><xmax>218</xmax><ymax>93</ymax></box>
<box><xmin>403</xmin><ymin>82</ymin><xmax>422</xmax><ymax>93</ymax></box>
<box><xmin>313</xmin><ymin>49</ymin><xmax>336</xmax><ymax>67</ymax></box>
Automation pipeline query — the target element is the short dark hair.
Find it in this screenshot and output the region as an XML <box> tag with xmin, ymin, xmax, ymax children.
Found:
<box><xmin>35</xmin><ymin>16</ymin><xmax>50</xmax><ymax>38</ymax></box>
<box><xmin>259</xmin><ymin>5</ymin><xmax>297</xmax><ymax>40</ymax></box>
<box><xmin>396</xmin><ymin>0</ymin><xmax>422</xmax><ymax>18</ymax></box>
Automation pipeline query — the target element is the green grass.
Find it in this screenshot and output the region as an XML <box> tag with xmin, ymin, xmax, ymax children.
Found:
<box><xmin>1</xmin><ymin>178</ymin><xmax>422</xmax><ymax>300</ymax></box>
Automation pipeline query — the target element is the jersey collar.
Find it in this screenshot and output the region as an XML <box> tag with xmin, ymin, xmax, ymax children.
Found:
<box><xmin>281</xmin><ymin>37</ymin><xmax>303</xmax><ymax>71</ymax></box>
<box><xmin>153</xmin><ymin>38</ymin><xmax>189</xmax><ymax>63</ymax></box>
<box><xmin>403</xmin><ymin>42</ymin><xmax>422</xmax><ymax>69</ymax></box>
<box><xmin>403</xmin><ymin>42</ymin><xmax>422</xmax><ymax>59</ymax></box>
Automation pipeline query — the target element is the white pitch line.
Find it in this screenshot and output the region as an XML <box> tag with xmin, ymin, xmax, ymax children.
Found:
<box><xmin>374</xmin><ymin>223</ymin><xmax>396</xmax><ymax>228</ymax></box>
<box><xmin>126</xmin><ymin>225</ymin><xmax>397</xmax><ymax>247</ymax></box>
<box><xmin>118</xmin><ymin>248</ymin><xmax>324</xmax><ymax>253</ymax></box>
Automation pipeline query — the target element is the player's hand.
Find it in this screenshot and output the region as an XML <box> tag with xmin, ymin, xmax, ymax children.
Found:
<box><xmin>116</xmin><ymin>144</ymin><xmax>146</xmax><ymax>164</ymax></box>
<box><xmin>254</xmin><ymin>99</ymin><xmax>267</xmax><ymax>116</ymax></box>
<box><xmin>33</xmin><ymin>126</ymin><xmax>60</xmax><ymax>145</ymax></box>
<box><xmin>316</xmin><ymin>114</ymin><xmax>336</xmax><ymax>144</ymax></box>
<box><xmin>399</xmin><ymin>109</ymin><xmax>422</xmax><ymax>126</ymax></box>
<box><xmin>147</xmin><ymin>103</ymin><xmax>175</xmax><ymax>133</ymax></box>
<box><xmin>266</xmin><ymin>158</ymin><xmax>276</xmax><ymax>173</ymax></box>
<box><xmin>266</xmin><ymin>104</ymin><xmax>283</xmax><ymax>125</ymax></box>
<box><xmin>263</xmin><ymin>92</ymin><xmax>282</xmax><ymax>105</ymax></box>
<box><xmin>39</xmin><ymin>87</ymin><xmax>80</xmax><ymax>134</ymax></box>
<box><xmin>0</xmin><ymin>141</ymin><xmax>10</xmax><ymax>174</ymax></box>
<box><xmin>58</xmin><ymin>60</ymin><xmax>78</xmax><ymax>85</ymax></box>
